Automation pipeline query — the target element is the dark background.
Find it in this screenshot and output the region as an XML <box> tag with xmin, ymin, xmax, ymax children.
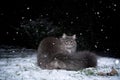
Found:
<box><xmin>0</xmin><ymin>0</ymin><xmax>120</xmax><ymax>58</ymax></box>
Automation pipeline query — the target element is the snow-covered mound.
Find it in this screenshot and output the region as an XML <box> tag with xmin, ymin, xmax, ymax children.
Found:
<box><xmin>0</xmin><ymin>49</ymin><xmax>120</xmax><ymax>80</ymax></box>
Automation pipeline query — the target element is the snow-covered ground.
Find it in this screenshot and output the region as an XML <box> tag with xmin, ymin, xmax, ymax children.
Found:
<box><xmin>0</xmin><ymin>49</ymin><xmax>120</xmax><ymax>80</ymax></box>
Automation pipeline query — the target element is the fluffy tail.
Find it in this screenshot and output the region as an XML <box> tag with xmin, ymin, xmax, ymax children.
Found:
<box><xmin>53</xmin><ymin>51</ymin><xmax>97</xmax><ymax>70</ymax></box>
<box><xmin>76</xmin><ymin>51</ymin><xmax>97</xmax><ymax>68</ymax></box>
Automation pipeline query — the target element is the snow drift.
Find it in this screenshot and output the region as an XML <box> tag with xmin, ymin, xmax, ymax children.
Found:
<box><xmin>0</xmin><ymin>49</ymin><xmax>120</xmax><ymax>80</ymax></box>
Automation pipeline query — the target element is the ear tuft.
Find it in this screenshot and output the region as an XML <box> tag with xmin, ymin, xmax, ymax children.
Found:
<box><xmin>62</xmin><ymin>33</ymin><xmax>67</xmax><ymax>38</ymax></box>
<box><xmin>73</xmin><ymin>34</ymin><xmax>76</xmax><ymax>39</ymax></box>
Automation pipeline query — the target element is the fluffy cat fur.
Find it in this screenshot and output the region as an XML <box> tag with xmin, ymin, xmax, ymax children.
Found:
<box><xmin>37</xmin><ymin>33</ymin><xmax>77</xmax><ymax>68</ymax></box>
<box><xmin>46</xmin><ymin>51</ymin><xmax>97</xmax><ymax>70</ymax></box>
<box><xmin>37</xmin><ymin>33</ymin><xmax>97</xmax><ymax>70</ymax></box>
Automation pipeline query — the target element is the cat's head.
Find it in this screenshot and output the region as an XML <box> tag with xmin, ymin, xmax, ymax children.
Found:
<box><xmin>62</xmin><ymin>33</ymin><xmax>76</xmax><ymax>40</ymax></box>
<box><xmin>60</xmin><ymin>33</ymin><xmax>77</xmax><ymax>50</ymax></box>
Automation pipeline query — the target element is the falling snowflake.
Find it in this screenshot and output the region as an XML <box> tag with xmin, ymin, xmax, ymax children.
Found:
<box><xmin>21</xmin><ymin>17</ymin><xmax>25</xmax><ymax>19</ymax></box>
<box><xmin>29</xmin><ymin>19</ymin><xmax>32</xmax><ymax>21</ymax></box>
<box><xmin>113</xmin><ymin>4</ymin><xmax>117</xmax><ymax>7</ymax></box>
<box><xmin>101</xmin><ymin>29</ymin><xmax>103</xmax><ymax>32</ymax></box>
<box><xmin>16</xmin><ymin>32</ymin><xmax>19</xmax><ymax>34</ymax></box>
<box><xmin>13</xmin><ymin>38</ymin><xmax>16</xmax><ymax>41</ymax></box>
<box><xmin>105</xmin><ymin>36</ymin><xmax>108</xmax><ymax>39</ymax></box>
<box><xmin>46</xmin><ymin>13</ymin><xmax>49</xmax><ymax>16</ymax></box>
<box><xmin>80</xmin><ymin>33</ymin><xmax>83</xmax><ymax>36</ymax></box>
<box><xmin>27</xmin><ymin>7</ymin><xmax>30</xmax><ymax>10</ymax></box>
<box><xmin>76</xmin><ymin>16</ymin><xmax>79</xmax><ymax>19</ymax></box>
<box><xmin>66</xmin><ymin>12</ymin><xmax>69</xmax><ymax>15</ymax></box>
<box><xmin>96</xmin><ymin>41</ymin><xmax>99</xmax><ymax>44</ymax></box>
<box><xmin>94</xmin><ymin>45</ymin><xmax>98</xmax><ymax>48</ymax></box>
<box><xmin>6</xmin><ymin>32</ymin><xmax>9</xmax><ymax>35</ymax></box>
<box><xmin>106</xmin><ymin>48</ymin><xmax>110</xmax><ymax>51</ymax></box>
<box><xmin>96</xmin><ymin>12</ymin><xmax>100</xmax><ymax>15</ymax></box>
<box><xmin>36</xmin><ymin>30</ymin><xmax>38</xmax><ymax>33</ymax></box>
<box><xmin>40</xmin><ymin>14</ymin><xmax>43</xmax><ymax>17</ymax></box>
<box><xmin>70</xmin><ymin>21</ymin><xmax>73</xmax><ymax>24</ymax></box>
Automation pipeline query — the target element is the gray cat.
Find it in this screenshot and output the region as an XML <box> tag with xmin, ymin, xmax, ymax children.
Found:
<box><xmin>37</xmin><ymin>33</ymin><xmax>77</xmax><ymax>69</ymax></box>
<box><xmin>37</xmin><ymin>33</ymin><xmax>97</xmax><ymax>70</ymax></box>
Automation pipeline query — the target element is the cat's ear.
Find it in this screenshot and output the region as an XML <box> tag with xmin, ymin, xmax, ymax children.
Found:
<box><xmin>72</xmin><ymin>34</ymin><xmax>76</xmax><ymax>39</ymax></box>
<box><xmin>62</xmin><ymin>33</ymin><xmax>67</xmax><ymax>38</ymax></box>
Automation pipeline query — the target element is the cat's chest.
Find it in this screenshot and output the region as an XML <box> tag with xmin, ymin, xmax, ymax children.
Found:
<box><xmin>66</xmin><ymin>49</ymin><xmax>72</xmax><ymax>53</ymax></box>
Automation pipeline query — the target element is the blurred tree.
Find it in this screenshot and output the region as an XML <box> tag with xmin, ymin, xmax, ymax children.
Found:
<box><xmin>19</xmin><ymin>17</ymin><xmax>63</xmax><ymax>48</ymax></box>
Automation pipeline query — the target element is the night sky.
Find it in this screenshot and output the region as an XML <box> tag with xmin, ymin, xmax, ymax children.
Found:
<box><xmin>0</xmin><ymin>0</ymin><xmax>120</xmax><ymax>57</ymax></box>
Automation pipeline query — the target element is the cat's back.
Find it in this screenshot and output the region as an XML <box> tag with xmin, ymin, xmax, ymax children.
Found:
<box><xmin>38</xmin><ymin>37</ymin><xmax>62</xmax><ymax>54</ymax></box>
